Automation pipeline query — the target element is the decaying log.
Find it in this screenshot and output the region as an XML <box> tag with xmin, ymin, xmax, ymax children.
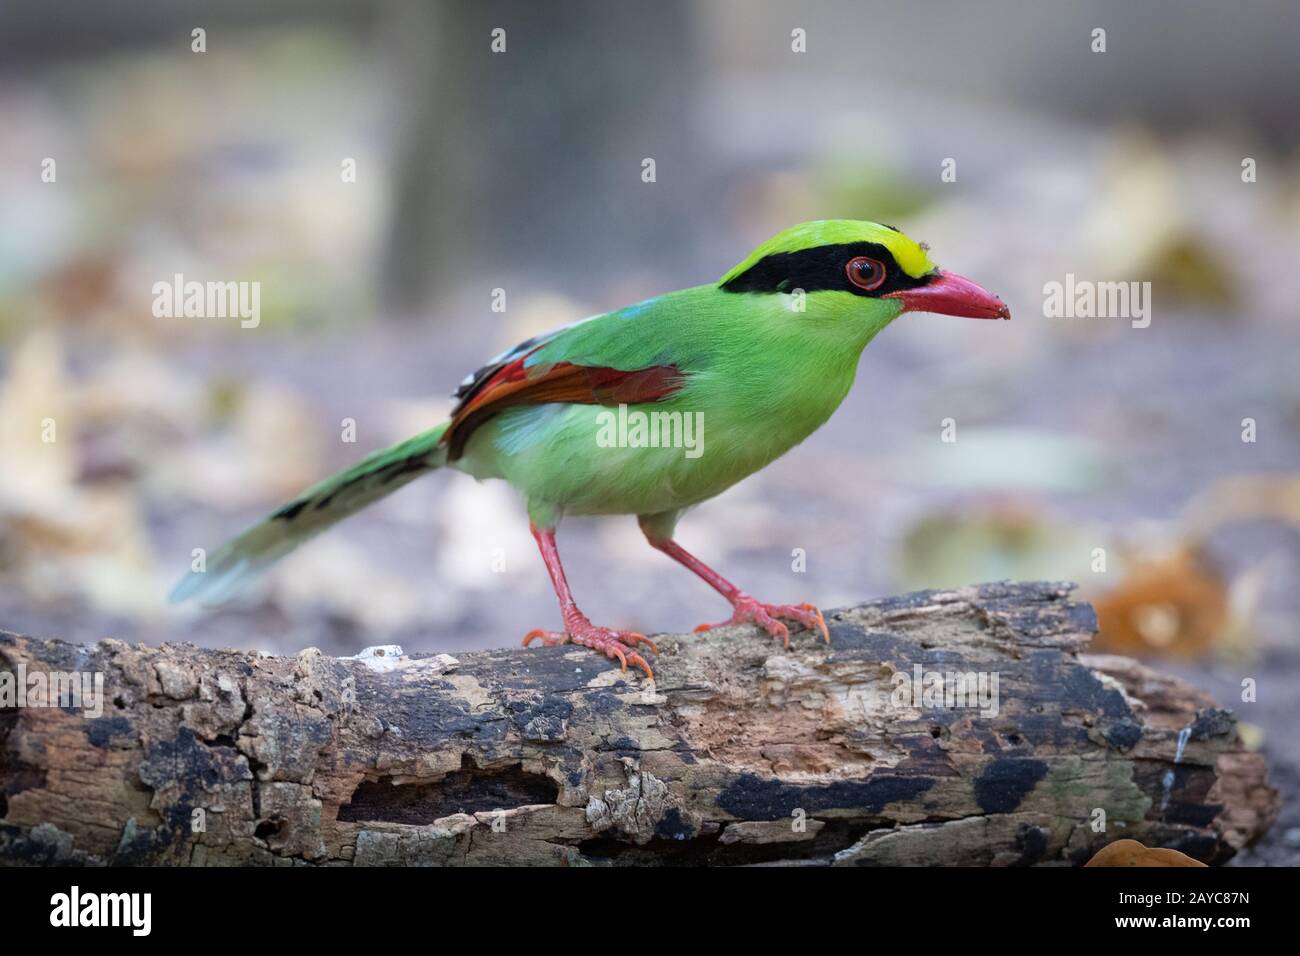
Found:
<box><xmin>0</xmin><ymin>582</ymin><xmax>1277</xmax><ymax>866</ymax></box>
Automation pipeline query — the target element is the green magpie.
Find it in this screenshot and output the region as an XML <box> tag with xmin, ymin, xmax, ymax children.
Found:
<box><xmin>172</xmin><ymin>220</ymin><xmax>1010</xmax><ymax>679</ymax></box>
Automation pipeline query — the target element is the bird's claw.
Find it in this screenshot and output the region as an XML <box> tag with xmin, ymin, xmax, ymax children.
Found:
<box><xmin>694</xmin><ymin>596</ymin><xmax>831</xmax><ymax>648</ymax></box>
<box><xmin>523</xmin><ymin>620</ymin><xmax>655</xmax><ymax>679</ymax></box>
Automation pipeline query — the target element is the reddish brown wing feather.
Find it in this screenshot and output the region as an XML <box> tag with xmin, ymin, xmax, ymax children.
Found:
<box><xmin>443</xmin><ymin>354</ymin><xmax>684</xmax><ymax>460</ymax></box>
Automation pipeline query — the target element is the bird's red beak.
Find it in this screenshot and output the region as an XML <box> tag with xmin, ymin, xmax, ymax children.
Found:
<box><xmin>885</xmin><ymin>271</ymin><xmax>1010</xmax><ymax>320</ymax></box>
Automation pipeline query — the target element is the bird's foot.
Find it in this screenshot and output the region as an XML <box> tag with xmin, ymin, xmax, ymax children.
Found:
<box><xmin>523</xmin><ymin>616</ymin><xmax>656</xmax><ymax>680</ymax></box>
<box><xmin>694</xmin><ymin>595</ymin><xmax>831</xmax><ymax>649</ymax></box>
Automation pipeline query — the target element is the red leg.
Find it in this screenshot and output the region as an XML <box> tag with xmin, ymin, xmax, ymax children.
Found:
<box><xmin>521</xmin><ymin>522</ymin><xmax>656</xmax><ymax>679</ymax></box>
<box><xmin>639</xmin><ymin>519</ymin><xmax>830</xmax><ymax>648</ymax></box>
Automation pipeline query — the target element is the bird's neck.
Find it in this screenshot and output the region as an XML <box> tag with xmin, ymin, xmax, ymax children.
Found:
<box><xmin>719</xmin><ymin>312</ymin><xmax>868</xmax><ymax>452</ymax></box>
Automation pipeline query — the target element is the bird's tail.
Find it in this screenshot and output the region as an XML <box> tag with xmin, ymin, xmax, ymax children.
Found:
<box><xmin>169</xmin><ymin>421</ymin><xmax>450</xmax><ymax>605</ymax></box>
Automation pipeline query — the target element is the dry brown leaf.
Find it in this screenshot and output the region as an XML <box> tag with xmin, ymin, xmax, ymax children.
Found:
<box><xmin>1092</xmin><ymin>547</ymin><xmax>1228</xmax><ymax>659</ymax></box>
<box><xmin>1085</xmin><ymin>838</ymin><xmax>1207</xmax><ymax>867</ymax></box>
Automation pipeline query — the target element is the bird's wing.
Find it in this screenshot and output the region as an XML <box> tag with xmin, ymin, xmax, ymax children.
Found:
<box><xmin>443</xmin><ymin>310</ymin><xmax>686</xmax><ymax>460</ymax></box>
<box><xmin>451</xmin><ymin>321</ymin><xmax>578</xmax><ymax>409</ymax></box>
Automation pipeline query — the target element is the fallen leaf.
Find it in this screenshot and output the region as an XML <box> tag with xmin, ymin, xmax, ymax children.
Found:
<box><xmin>1092</xmin><ymin>547</ymin><xmax>1227</xmax><ymax>659</ymax></box>
<box><xmin>1085</xmin><ymin>838</ymin><xmax>1206</xmax><ymax>867</ymax></box>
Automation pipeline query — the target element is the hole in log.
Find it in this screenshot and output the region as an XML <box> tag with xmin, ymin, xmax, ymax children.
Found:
<box><xmin>254</xmin><ymin>819</ymin><xmax>282</xmax><ymax>839</ymax></box>
<box><xmin>338</xmin><ymin>755</ymin><xmax>558</xmax><ymax>824</ymax></box>
<box><xmin>0</xmin><ymin>706</ymin><xmax>45</xmax><ymax>821</ymax></box>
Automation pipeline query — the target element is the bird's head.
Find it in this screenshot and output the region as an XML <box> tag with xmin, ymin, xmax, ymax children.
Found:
<box><xmin>719</xmin><ymin>220</ymin><xmax>1010</xmax><ymax>332</ymax></box>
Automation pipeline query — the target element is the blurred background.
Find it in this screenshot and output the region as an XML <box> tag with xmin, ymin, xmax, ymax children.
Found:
<box><xmin>2</xmin><ymin>1</ymin><xmax>1299</xmax><ymax>861</ymax></box>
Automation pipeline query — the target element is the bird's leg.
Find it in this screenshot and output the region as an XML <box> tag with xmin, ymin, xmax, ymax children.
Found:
<box><xmin>521</xmin><ymin>522</ymin><xmax>656</xmax><ymax>679</ymax></box>
<box><xmin>638</xmin><ymin>518</ymin><xmax>830</xmax><ymax>648</ymax></box>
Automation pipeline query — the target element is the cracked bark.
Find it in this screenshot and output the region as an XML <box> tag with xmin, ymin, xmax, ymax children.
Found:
<box><xmin>0</xmin><ymin>582</ymin><xmax>1278</xmax><ymax>866</ymax></box>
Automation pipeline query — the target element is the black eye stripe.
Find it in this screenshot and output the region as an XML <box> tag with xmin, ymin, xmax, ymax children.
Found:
<box><xmin>721</xmin><ymin>242</ymin><xmax>933</xmax><ymax>297</ymax></box>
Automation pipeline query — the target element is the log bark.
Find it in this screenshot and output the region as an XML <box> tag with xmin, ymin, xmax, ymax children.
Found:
<box><xmin>0</xmin><ymin>582</ymin><xmax>1277</xmax><ymax>866</ymax></box>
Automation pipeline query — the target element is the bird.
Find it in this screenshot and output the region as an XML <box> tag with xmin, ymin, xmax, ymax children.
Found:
<box><xmin>171</xmin><ymin>220</ymin><xmax>1010</xmax><ymax>679</ymax></box>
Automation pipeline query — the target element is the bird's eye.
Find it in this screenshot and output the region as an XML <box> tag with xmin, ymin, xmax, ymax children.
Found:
<box><xmin>846</xmin><ymin>256</ymin><xmax>887</xmax><ymax>292</ymax></box>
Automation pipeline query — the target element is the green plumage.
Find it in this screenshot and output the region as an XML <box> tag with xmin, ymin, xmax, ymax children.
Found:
<box><xmin>171</xmin><ymin>220</ymin><xmax>939</xmax><ymax>604</ymax></box>
<box><xmin>460</xmin><ymin>284</ymin><xmax>899</xmax><ymax>529</ymax></box>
